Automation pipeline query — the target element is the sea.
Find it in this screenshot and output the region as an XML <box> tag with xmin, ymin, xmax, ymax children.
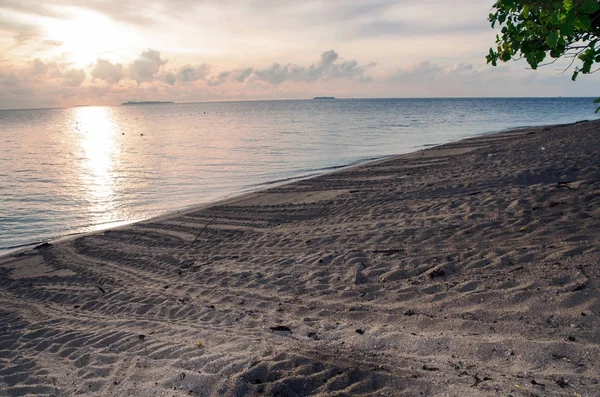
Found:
<box><xmin>1</xmin><ymin>97</ymin><xmax>598</xmax><ymax>255</ymax></box>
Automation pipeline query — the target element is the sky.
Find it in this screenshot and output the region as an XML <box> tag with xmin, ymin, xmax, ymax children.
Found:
<box><xmin>1</xmin><ymin>0</ymin><xmax>599</xmax><ymax>109</ymax></box>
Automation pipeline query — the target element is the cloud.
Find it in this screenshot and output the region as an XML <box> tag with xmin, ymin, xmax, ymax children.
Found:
<box><xmin>388</xmin><ymin>61</ymin><xmax>487</xmax><ymax>86</ymax></box>
<box><xmin>207</xmin><ymin>68</ymin><xmax>254</xmax><ymax>86</ymax></box>
<box><xmin>160</xmin><ymin>72</ymin><xmax>176</xmax><ymax>85</ymax></box>
<box><xmin>253</xmin><ymin>50</ymin><xmax>374</xmax><ymax>85</ymax></box>
<box><xmin>236</xmin><ymin>68</ymin><xmax>254</xmax><ymax>83</ymax></box>
<box><xmin>382</xmin><ymin>60</ymin><xmax>522</xmax><ymax>96</ymax></box>
<box><xmin>129</xmin><ymin>49</ymin><xmax>167</xmax><ymax>84</ymax></box>
<box><xmin>0</xmin><ymin>72</ymin><xmax>20</xmax><ymax>87</ymax></box>
<box><xmin>104</xmin><ymin>49</ymin><xmax>373</xmax><ymax>87</ymax></box>
<box><xmin>28</xmin><ymin>58</ymin><xmax>86</xmax><ymax>86</ymax></box>
<box><xmin>0</xmin><ymin>0</ymin><xmax>155</xmax><ymax>27</ymax></box>
<box><xmin>207</xmin><ymin>71</ymin><xmax>232</xmax><ymax>86</ymax></box>
<box><xmin>73</xmin><ymin>0</ymin><xmax>156</xmax><ymax>26</ymax></box>
<box><xmin>126</xmin><ymin>55</ymin><xmax>210</xmax><ymax>86</ymax></box>
<box><xmin>62</xmin><ymin>68</ymin><xmax>86</xmax><ymax>86</ymax></box>
<box><xmin>339</xmin><ymin>0</ymin><xmax>398</xmax><ymax>20</ymax></box>
<box><xmin>177</xmin><ymin>64</ymin><xmax>210</xmax><ymax>83</ymax></box>
<box><xmin>354</xmin><ymin>18</ymin><xmax>488</xmax><ymax>39</ymax></box>
<box><xmin>450</xmin><ymin>63</ymin><xmax>474</xmax><ymax>73</ymax></box>
<box><xmin>0</xmin><ymin>0</ymin><xmax>67</xmax><ymax>20</ymax></box>
<box><xmin>30</xmin><ymin>58</ymin><xmax>51</xmax><ymax>75</ymax></box>
<box><xmin>0</xmin><ymin>17</ymin><xmax>43</xmax><ymax>46</ymax></box>
<box><xmin>253</xmin><ymin>64</ymin><xmax>290</xmax><ymax>85</ymax></box>
<box><xmin>390</xmin><ymin>61</ymin><xmax>445</xmax><ymax>83</ymax></box>
<box><xmin>42</xmin><ymin>40</ymin><xmax>63</xmax><ymax>47</ymax></box>
<box><xmin>91</xmin><ymin>59</ymin><xmax>124</xmax><ymax>84</ymax></box>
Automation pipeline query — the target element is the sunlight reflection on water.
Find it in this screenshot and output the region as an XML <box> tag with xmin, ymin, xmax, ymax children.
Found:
<box><xmin>1</xmin><ymin>98</ymin><xmax>598</xmax><ymax>253</ymax></box>
<box><xmin>74</xmin><ymin>107</ymin><xmax>120</xmax><ymax>227</ymax></box>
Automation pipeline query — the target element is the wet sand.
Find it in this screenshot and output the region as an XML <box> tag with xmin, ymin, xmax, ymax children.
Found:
<box><xmin>1</xmin><ymin>120</ymin><xmax>599</xmax><ymax>396</ymax></box>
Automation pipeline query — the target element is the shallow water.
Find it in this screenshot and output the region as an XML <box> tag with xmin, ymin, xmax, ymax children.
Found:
<box><xmin>1</xmin><ymin>97</ymin><xmax>598</xmax><ymax>253</ymax></box>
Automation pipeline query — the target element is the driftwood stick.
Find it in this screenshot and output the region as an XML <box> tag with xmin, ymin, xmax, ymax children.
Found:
<box><xmin>193</xmin><ymin>217</ymin><xmax>217</xmax><ymax>242</ymax></box>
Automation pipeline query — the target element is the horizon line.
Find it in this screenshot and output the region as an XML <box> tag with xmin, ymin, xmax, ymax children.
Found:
<box><xmin>1</xmin><ymin>95</ymin><xmax>597</xmax><ymax>111</ymax></box>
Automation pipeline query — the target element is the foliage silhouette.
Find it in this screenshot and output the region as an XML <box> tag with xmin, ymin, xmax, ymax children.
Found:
<box><xmin>487</xmin><ymin>0</ymin><xmax>600</xmax><ymax>109</ymax></box>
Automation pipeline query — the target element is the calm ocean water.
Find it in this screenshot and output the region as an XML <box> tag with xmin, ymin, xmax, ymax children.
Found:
<box><xmin>1</xmin><ymin>98</ymin><xmax>598</xmax><ymax>254</ymax></box>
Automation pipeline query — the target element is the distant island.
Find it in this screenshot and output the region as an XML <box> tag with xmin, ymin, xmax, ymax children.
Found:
<box><xmin>313</xmin><ymin>96</ymin><xmax>336</xmax><ymax>100</ymax></box>
<box><xmin>121</xmin><ymin>101</ymin><xmax>175</xmax><ymax>106</ymax></box>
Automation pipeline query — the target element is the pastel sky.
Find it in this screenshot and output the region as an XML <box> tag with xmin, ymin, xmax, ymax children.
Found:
<box><xmin>1</xmin><ymin>0</ymin><xmax>599</xmax><ymax>109</ymax></box>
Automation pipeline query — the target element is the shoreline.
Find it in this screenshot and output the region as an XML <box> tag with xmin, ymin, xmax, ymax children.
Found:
<box><xmin>0</xmin><ymin>155</ymin><xmax>387</xmax><ymax>258</ymax></box>
<box><xmin>0</xmin><ymin>119</ymin><xmax>588</xmax><ymax>259</ymax></box>
<box><xmin>1</xmin><ymin>119</ymin><xmax>599</xmax><ymax>396</ymax></box>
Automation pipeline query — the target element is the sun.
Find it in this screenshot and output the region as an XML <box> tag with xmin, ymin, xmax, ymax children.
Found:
<box><xmin>45</xmin><ymin>8</ymin><xmax>135</xmax><ymax>67</ymax></box>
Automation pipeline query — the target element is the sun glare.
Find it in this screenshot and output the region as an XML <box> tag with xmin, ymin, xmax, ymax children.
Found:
<box><xmin>45</xmin><ymin>9</ymin><xmax>135</xmax><ymax>67</ymax></box>
<box><xmin>73</xmin><ymin>106</ymin><xmax>121</xmax><ymax>226</ymax></box>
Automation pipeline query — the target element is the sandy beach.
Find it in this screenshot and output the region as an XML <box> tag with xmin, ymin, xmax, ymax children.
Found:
<box><xmin>1</xmin><ymin>120</ymin><xmax>599</xmax><ymax>397</ymax></box>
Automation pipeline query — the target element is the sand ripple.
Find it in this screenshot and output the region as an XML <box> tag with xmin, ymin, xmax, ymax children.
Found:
<box><xmin>1</xmin><ymin>120</ymin><xmax>600</xmax><ymax>396</ymax></box>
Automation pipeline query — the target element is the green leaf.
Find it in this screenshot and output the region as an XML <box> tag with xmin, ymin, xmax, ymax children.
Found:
<box><xmin>580</xmin><ymin>0</ymin><xmax>600</xmax><ymax>14</ymax></box>
<box><xmin>563</xmin><ymin>0</ymin><xmax>575</xmax><ymax>12</ymax></box>
<box><xmin>574</xmin><ymin>15</ymin><xmax>592</xmax><ymax>30</ymax></box>
<box><xmin>488</xmin><ymin>0</ymin><xmax>600</xmax><ymax>101</ymax></box>
<box><xmin>547</xmin><ymin>31</ymin><xmax>559</xmax><ymax>48</ymax></box>
<box><xmin>559</xmin><ymin>22</ymin><xmax>575</xmax><ymax>36</ymax></box>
